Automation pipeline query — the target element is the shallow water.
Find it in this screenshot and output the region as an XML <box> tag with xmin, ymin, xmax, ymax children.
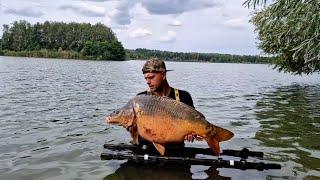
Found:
<box><xmin>0</xmin><ymin>56</ymin><xmax>319</xmax><ymax>179</ymax></box>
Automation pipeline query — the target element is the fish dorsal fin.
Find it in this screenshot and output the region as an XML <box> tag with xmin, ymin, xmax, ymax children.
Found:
<box><xmin>128</xmin><ymin>102</ymin><xmax>138</xmax><ymax>144</ymax></box>
<box><xmin>152</xmin><ymin>142</ymin><xmax>165</xmax><ymax>155</ymax></box>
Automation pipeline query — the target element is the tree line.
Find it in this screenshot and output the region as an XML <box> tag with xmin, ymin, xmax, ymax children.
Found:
<box><xmin>126</xmin><ymin>48</ymin><xmax>272</xmax><ymax>64</ymax></box>
<box><xmin>0</xmin><ymin>20</ymin><xmax>271</xmax><ymax>64</ymax></box>
<box><xmin>0</xmin><ymin>20</ymin><xmax>125</xmax><ymax>60</ymax></box>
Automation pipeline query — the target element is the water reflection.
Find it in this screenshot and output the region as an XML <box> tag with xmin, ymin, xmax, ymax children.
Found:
<box><xmin>255</xmin><ymin>84</ymin><xmax>320</xmax><ymax>178</ymax></box>
<box><xmin>104</xmin><ymin>162</ymin><xmax>192</xmax><ymax>180</ymax></box>
<box><xmin>103</xmin><ymin>161</ymin><xmax>231</xmax><ymax>180</ymax></box>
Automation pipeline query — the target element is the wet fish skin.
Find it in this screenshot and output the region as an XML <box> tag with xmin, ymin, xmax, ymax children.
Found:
<box><xmin>106</xmin><ymin>95</ymin><xmax>234</xmax><ymax>155</ymax></box>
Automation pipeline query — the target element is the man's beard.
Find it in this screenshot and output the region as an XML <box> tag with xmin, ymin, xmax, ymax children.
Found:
<box><xmin>149</xmin><ymin>83</ymin><xmax>164</xmax><ymax>92</ymax></box>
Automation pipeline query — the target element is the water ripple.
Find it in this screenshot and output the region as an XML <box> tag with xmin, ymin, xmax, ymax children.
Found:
<box><xmin>0</xmin><ymin>57</ymin><xmax>319</xmax><ymax>179</ymax></box>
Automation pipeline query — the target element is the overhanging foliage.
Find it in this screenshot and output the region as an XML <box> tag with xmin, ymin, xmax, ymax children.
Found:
<box><xmin>245</xmin><ymin>0</ymin><xmax>320</xmax><ymax>74</ymax></box>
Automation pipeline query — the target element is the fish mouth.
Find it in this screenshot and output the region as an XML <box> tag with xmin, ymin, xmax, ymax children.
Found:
<box><xmin>105</xmin><ymin>116</ymin><xmax>112</xmax><ymax>123</ymax></box>
<box><xmin>105</xmin><ymin>116</ymin><xmax>118</xmax><ymax>124</ymax></box>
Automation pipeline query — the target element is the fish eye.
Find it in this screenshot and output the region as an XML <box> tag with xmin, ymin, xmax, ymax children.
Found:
<box><xmin>111</xmin><ymin>110</ymin><xmax>119</xmax><ymax>115</ymax></box>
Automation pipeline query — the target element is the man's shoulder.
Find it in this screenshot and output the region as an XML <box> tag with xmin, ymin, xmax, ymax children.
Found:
<box><xmin>176</xmin><ymin>88</ymin><xmax>192</xmax><ymax>97</ymax></box>
<box><xmin>174</xmin><ymin>88</ymin><xmax>194</xmax><ymax>108</ymax></box>
<box><xmin>177</xmin><ymin>89</ymin><xmax>190</xmax><ymax>94</ymax></box>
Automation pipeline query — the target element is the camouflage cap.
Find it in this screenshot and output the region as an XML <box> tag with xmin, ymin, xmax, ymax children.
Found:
<box><xmin>142</xmin><ymin>58</ymin><xmax>172</xmax><ymax>74</ymax></box>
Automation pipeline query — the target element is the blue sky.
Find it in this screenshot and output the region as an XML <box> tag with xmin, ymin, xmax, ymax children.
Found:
<box><xmin>0</xmin><ymin>0</ymin><xmax>262</xmax><ymax>55</ymax></box>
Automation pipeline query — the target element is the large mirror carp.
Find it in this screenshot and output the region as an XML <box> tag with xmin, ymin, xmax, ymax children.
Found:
<box><xmin>106</xmin><ymin>95</ymin><xmax>234</xmax><ymax>156</ymax></box>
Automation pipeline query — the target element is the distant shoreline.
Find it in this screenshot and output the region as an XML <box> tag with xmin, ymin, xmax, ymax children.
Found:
<box><xmin>0</xmin><ymin>49</ymin><xmax>272</xmax><ymax>64</ymax></box>
<box><xmin>126</xmin><ymin>48</ymin><xmax>273</xmax><ymax>64</ymax></box>
<box><xmin>0</xmin><ymin>55</ymin><xmax>269</xmax><ymax>65</ymax></box>
<box><xmin>0</xmin><ymin>49</ymin><xmax>102</xmax><ymax>61</ymax></box>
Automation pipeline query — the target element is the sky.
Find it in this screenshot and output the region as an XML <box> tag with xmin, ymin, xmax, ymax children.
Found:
<box><xmin>0</xmin><ymin>0</ymin><xmax>262</xmax><ymax>55</ymax></box>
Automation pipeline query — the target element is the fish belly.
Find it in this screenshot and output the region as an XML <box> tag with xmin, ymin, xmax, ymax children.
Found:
<box><xmin>137</xmin><ymin>115</ymin><xmax>194</xmax><ymax>144</ymax></box>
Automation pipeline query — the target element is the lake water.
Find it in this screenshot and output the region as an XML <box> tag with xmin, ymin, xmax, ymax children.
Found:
<box><xmin>0</xmin><ymin>56</ymin><xmax>319</xmax><ymax>179</ymax></box>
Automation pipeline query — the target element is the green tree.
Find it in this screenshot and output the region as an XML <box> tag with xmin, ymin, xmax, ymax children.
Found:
<box><xmin>244</xmin><ymin>0</ymin><xmax>320</xmax><ymax>74</ymax></box>
<box><xmin>108</xmin><ymin>41</ymin><xmax>126</xmax><ymax>60</ymax></box>
<box><xmin>1</xmin><ymin>21</ymin><xmax>125</xmax><ymax>60</ymax></box>
<box><xmin>125</xmin><ymin>48</ymin><xmax>270</xmax><ymax>63</ymax></box>
<box><xmin>81</xmin><ymin>40</ymin><xmax>125</xmax><ymax>60</ymax></box>
<box><xmin>1</xmin><ymin>24</ymin><xmax>12</xmax><ymax>50</ymax></box>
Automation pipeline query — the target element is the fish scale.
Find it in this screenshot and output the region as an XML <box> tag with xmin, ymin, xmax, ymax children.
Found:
<box><xmin>134</xmin><ymin>95</ymin><xmax>202</xmax><ymax>121</ymax></box>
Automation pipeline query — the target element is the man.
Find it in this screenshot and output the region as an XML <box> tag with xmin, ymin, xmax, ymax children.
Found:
<box><xmin>138</xmin><ymin>58</ymin><xmax>194</xmax><ymax>107</ymax></box>
<box><xmin>106</xmin><ymin>58</ymin><xmax>199</xmax><ymax>179</ymax></box>
<box><xmin>136</xmin><ymin>58</ymin><xmax>196</xmax><ymax>154</ymax></box>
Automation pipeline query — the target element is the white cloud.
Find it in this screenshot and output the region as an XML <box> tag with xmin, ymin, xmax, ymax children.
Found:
<box><xmin>224</xmin><ymin>18</ymin><xmax>248</xmax><ymax>29</ymax></box>
<box><xmin>140</xmin><ymin>0</ymin><xmax>221</xmax><ymax>15</ymax></box>
<box><xmin>129</xmin><ymin>28</ymin><xmax>152</xmax><ymax>38</ymax></box>
<box><xmin>4</xmin><ymin>7</ymin><xmax>44</xmax><ymax>17</ymax></box>
<box><xmin>169</xmin><ymin>20</ymin><xmax>182</xmax><ymax>26</ymax></box>
<box><xmin>106</xmin><ymin>0</ymin><xmax>221</xmax><ymax>25</ymax></box>
<box><xmin>77</xmin><ymin>0</ymin><xmax>114</xmax><ymax>1</ymax></box>
<box><xmin>107</xmin><ymin>1</ymin><xmax>135</xmax><ymax>25</ymax></box>
<box><xmin>159</xmin><ymin>31</ymin><xmax>177</xmax><ymax>43</ymax></box>
<box><xmin>59</xmin><ymin>3</ymin><xmax>105</xmax><ymax>17</ymax></box>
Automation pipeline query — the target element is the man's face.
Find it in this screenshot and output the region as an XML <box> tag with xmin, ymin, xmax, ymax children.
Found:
<box><xmin>143</xmin><ymin>72</ymin><xmax>166</xmax><ymax>92</ymax></box>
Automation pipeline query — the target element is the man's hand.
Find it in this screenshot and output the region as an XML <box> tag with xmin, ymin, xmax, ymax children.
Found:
<box><xmin>185</xmin><ymin>134</ymin><xmax>195</xmax><ymax>142</ymax></box>
<box><xmin>185</xmin><ymin>133</ymin><xmax>202</xmax><ymax>142</ymax></box>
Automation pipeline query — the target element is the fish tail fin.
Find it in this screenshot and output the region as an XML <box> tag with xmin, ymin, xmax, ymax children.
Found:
<box><xmin>214</xmin><ymin>125</ymin><xmax>234</xmax><ymax>142</ymax></box>
<box><xmin>205</xmin><ymin>125</ymin><xmax>234</xmax><ymax>156</ymax></box>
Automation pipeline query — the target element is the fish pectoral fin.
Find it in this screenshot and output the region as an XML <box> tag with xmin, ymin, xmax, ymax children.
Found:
<box><xmin>152</xmin><ymin>142</ymin><xmax>165</xmax><ymax>156</ymax></box>
<box><xmin>126</xmin><ymin>108</ymin><xmax>136</xmax><ymax>127</ymax></box>
<box><xmin>205</xmin><ymin>137</ymin><xmax>220</xmax><ymax>156</ymax></box>
<box><xmin>129</xmin><ymin>125</ymin><xmax>138</xmax><ymax>145</ymax></box>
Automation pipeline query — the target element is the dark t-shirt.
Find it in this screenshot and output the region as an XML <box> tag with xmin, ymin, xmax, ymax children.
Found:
<box><xmin>136</xmin><ymin>87</ymin><xmax>194</xmax><ymax>155</ymax></box>
<box><xmin>137</xmin><ymin>87</ymin><xmax>194</xmax><ymax>108</ymax></box>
